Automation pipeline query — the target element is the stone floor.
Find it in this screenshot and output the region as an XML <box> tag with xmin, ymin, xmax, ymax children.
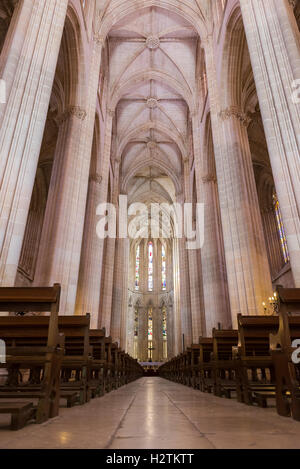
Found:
<box><xmin>1</xmin><ymin>377</ymin><xmax>300</xmax><ymax>449</ymax></box>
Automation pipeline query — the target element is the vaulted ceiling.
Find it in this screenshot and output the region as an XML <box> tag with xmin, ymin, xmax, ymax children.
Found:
<box><xmin>107</xmin><ymin>7</ymin><xmax>201</xmax><ymax>214</ymax></box>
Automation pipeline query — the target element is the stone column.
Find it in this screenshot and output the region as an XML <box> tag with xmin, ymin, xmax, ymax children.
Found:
<box><xmin>156</xmin><ymin>240</ymin><xmax>162</xmax><ymax>293</ymax></box>
<box><xmin>135</xmin><ymin>304</ymin><xmax>146</xmax><ymax>361</ymax></box>
<box><xmin>262</xmin><ymin>206</ymin><xmax>287</xmax><ymax>278</ymax></box>
<box><xmin>172</xmin><ymin>237</ymin><xmax>182</xmax><ymax>354</ymax></box>
<box><xmin>240</xmin><ymin>0</ymin><xmax>300</xmax><ymax>285</ymax></box>
<box><xmin>75</xmin><ymin>173</ymin><xmax>103</xmax><ymax>328</ymax></box>
<box><xmin>75</xmin><ymin>114</ymin><xmax>114</xmax><ymax>325</ymax></box>
<box><xmin>192</xmin><ymin>114</ymin><xmax>231</xmax><ymax>335</ymax></box>
<box><xmin>138</xmin><ymin>306</ymin><xmax>147</xmax><ymax>362</ymax></box>
<box><xmin>203</xmin><ymin>36</ymin><xmax>273</xmax><ymax>327</ymax></box>
<box><xmin>34</xmin><ymin>47</ymin><xmax>110</xmax><ymax>316</ymax></box>
<box><xmin>152</xmin><ymin>306</ymin><xmax>159</xmax><ymax>362</ymax></box>
<box><xmin>166</xmin><ymin>242</ymin><xmax>174</xmax><ymax>357</ymax></box>
<box><xmin>167</xmin><ymin>301</ymin><xmax>174</xmax><ymax>359</ymax></box>
<box><xmin>183</xmin><ymin>158</ymin><xmax>204</xmax><ymax>343</ymax></box>
<box><xmin>111</xmin><ymin>236</ymin><xmax>129</xmax><ymax>347</ymax></box>
<box><xmin>158</xmin><ymin>305</ymin><xmax>163</xmax><ymax>361</ymax></box>
<box><xmin>199</xmin><ymin>174</ymin><xmax>231</xmax><ymax>333</ymax></box>
<box><xmin>177</xmin><ymin>190</ymin><xmax>193</xmax><ymax>348</ymax></box>
<box><xmin>99</xmin><ymin>237</ymin><xmax>116</xmax><ymax>331</ymax></box>
<box><xmin>126</xmin><ymin>296</ymin><xmax>134</xmax><ymax>357</ymax></box>
<box><xmin>120</xmin><ymin>237</ymin><xmax>129</xmax><ymax>350</ymax></box>
<box><xmin>0</xmin><ymin>0</ymin><xmax>68</xmax><ymax>286</ymax></box>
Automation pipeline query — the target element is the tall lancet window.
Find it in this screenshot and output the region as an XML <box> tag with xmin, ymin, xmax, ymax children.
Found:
<box><xmin>162</xmin><ymin>307</ymin><xmax>167</xmax><ymax>360</ymax></box>
<box><xmin>135</xmin><ymin>245</ymin><xmax>140</xmax><ymax>291</ymax></box>
<box><xmin>148</xmin><ymin>308</ymin><xmax>153</xmax><ymax>361</ymax></box>
<box><xmin>148</xmin><ymin>308</ymin><xmax>153</xmax><ymax>341</ymax></box>
<box><xmin>148</xmin><ymin>242</ymin><xmax>153</xmax><ymax>291</ymax></box>
<box><xmin>133</xmin><ymin>308</ymin><xmax>138</xmax><ymax>359</ymax></box>
<box><xmin>273</xmin><ymin>194</ymin><xmax>290</xmax><ymax>264</ymax></box>
<box><xmin>162</xmin><ymin>245</ymin><xmax>167</xmax><ymax>291</ymax></box>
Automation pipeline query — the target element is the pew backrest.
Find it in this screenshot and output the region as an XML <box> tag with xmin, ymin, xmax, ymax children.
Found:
<box><xmin>270</xmin><ymin>287</ymin><xmax>300</xmax><ymax>351</ymax></box>
<box><xmin>237</xmin><ymin>315</ymin><xmax>279</xmax><ymax>357</ymax></box>
<box><xmin>212</xmin><ymin>329</ymin><xmax>238</xmax><ymax>361</ymax></box>
<box><xmin>0</xmin><ymin>284</ymin><xmax>61</xmax><ymax>349</ymax></box>
<box><xmin>199</xmin><ymin>338</ymin><xmax>213</xmax><ymax>363</ymax></box>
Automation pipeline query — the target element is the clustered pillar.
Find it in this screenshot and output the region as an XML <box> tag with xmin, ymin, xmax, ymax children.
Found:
<box><xmin>0</xmin><ymin>0</ymin><xmax>68</xmax><ymax>286</ymax></box>
<box><xmin>240</xmin><ymin>0</ymin><xmax>300</xmax><ymax>286</ymax></box>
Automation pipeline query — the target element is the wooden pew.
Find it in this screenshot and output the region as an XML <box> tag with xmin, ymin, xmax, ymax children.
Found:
<box><xmin>0</xmin><ymin>402</ymin><xmax>35</xmax><ymax>431</ymax></box>
<box><xmin>58</xmin><ymin>325</ymin><xmax>142</xmax><ymax>398</ymax></box>
<box><xmin>198</xmin><ymin>338</ymin><xmax>214</xmax><ymax>393</ymax></box>
<box><xmin>270</xmin><ymin>287</ymin><xmax>300</xmax><ymax>420</ymax></box>
<box><xmin>113</xmin><ymin>346</ymin><xmax>124</xmax><ymax>388</ymax></box>
<box><xmin>176</xmin><ymin>352</ymin><xmax>185</xmax><ymax>385</ymax></box>
<box><xmin>89</xmin><ymin>328</ymin><xmax>108</xmax><ymax>397</ymax></box>
<box><xmin>236</xmin><ymin>314</ymin><xmax>278</xmax><ymax>406</ymax></box>
<box><xmin>58</xmin><ymin>315</ymin><xmax>91</xmax><ymax>405</ymax></box>
<box><xmin>190</xmin><ymin>344</ymin><xmax>201</xmax><ymax>389</ymax></box>
<box><xmin>1</xmin><ymin>315</ymin><xmax>92</xmax><ymax>408</ymax></box>
<box><xmin>131</xmin><ymin>356</ymin><xmax>143</xmax><ymax>381</ymax></box>
<box><xmin>212</xmin><ymin>329</ymin><xmax>239</xmax><ymax>399</ymax></box>
<box><xmin>0</xmin><ymin>284</ymin><xmax>63</xmax><ymax>426</ymax></box>
<box><xmin>158</xmin><ymin>338</ymin><xmax>214</xmax><ymax>392</ymax></box>
<box><xmin>184</xmin><ymin>348</ymin><xmax>193</xmax><ymax>387</ymax></box>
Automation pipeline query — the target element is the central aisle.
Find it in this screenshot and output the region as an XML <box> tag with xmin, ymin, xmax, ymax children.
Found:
<box><xmin>1</xmin><ymin>378</ymin><xmax>300</xmax><ymax>449</ymax></box>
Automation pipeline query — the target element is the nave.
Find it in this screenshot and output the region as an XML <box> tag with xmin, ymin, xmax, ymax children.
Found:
<box><xmin>1</xmin><ymin>378</ymin><xmax>300</xmax><ymax>450</ymax></box>
<box><xmin>0</xmin><ymin>0</ymin><xmax>299</xmax><ymax>451</ymax></box>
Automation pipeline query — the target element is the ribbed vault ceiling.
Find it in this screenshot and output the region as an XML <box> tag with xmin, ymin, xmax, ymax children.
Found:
<box><xmin>107</xmin><ymin>6</ymin><xmax>201</xmax><ymax>212</ymax></box>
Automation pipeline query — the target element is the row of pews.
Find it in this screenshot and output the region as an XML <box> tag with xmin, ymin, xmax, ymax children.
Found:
<box><xmin>0</xmin><ymin>284</ymin><xmax>143</xmax><ymax>430</ymax></box>
<box><xmin>159</xmin><ymin>287</ymin><xmax>300</xmax><ymax>421</ymax></box>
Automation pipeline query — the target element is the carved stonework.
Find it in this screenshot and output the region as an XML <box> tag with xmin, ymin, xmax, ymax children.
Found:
<box><xmin>147</xmin><ymin>141</ymin><xmax>157</xmax><ymax>150</ymax></box>
<box><xmin>219</xmin><ymin>106</ymin><xmax>251</xmax><ymax>127</ymax></box>
<box><xmin>89</xmin><ymin>173</ymin><xmax>102</xmax><ymax>185</ymax></box>
<box><xmin>146</xmin><ymin>36</ymin><xmax>160</xmax><ymax>50</ymax></box>
<box><xmin>147</xmin><ymin>98</ymin><xmax>158</xmax><ymax>109</ymax></box>
<box><xmin>93</xmin><ymin>33</ymin><xmax>105</xmax><ymax>46</ymax></box>
<box><xmin>202</xmin><ymin>174</ymin><xmax>217</xmax><ymax>184</ymax></box>
<box><xmin>288</xmin><ymin>0</ymin><xmax>296</xmax><ymax>9</ymax></box>
<box><xmin>107</xmin><ymin>108</ymin><xmax>115</xmax><ymax>118</ymax></box>
<box><xmin>57</xmin><ymin>106</ymin><xmax>87</xmax><ymax>125</ymax></box>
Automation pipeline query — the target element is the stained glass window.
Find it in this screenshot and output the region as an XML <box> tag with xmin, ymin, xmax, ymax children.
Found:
<box><xmin>162</xmin><ymin>309</ymin><xmax>167</xmax><ymax>340</ymax></box>
<box><xmin>135</xmin><ymin>245</ymin><xmax>140</xmax><ymax>291</ymax></box>
<box><xmin>162</xmin><ymin>308</ymin><xmax>167</xmax><ymax>360</ymax></box>
<box><xmin>273</xmin><ymin>194</ymin><xmax>289</xmax><ymax>264</ymax></box>
<box><xmin>162</xmin><ymin>245</ymin><xmax>167</xmax><ymax>290</ymax></box>
<box><xmin>133</xmin><ymin>308</ymin><xmax>138</xmax><ymax>359</ymax></box>
<box><xmin>148</xmin><ymin>308</ymin><xmax>153</xmax><ymax>341</ymax></box>
<box><xmin>148</xmin><ymin>242</ymin><xmax>153</xmax><ymax>291</ymax></box>
<box><xmin>134</xmin><ymin>309</ymin><xmax>138</xmax><ymax>337</ymax></box>
<box><xmin>148</xmin><ymin>308</ymin><xmax>153</xmax><ymax>360</ymax></box>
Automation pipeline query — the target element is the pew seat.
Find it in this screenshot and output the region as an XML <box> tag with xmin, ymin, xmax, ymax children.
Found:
<box><xmin>0</xmin><ymin>390</ymin><xmax>78</xmax><ymax>408</ymax></box>
<box><xmin>0</xmin><ymin>402</ymin><xmax>35</xmax><ymax>430</ymax></box>
<box><xmin>0</xmin><ymin>285</ymin><xmax>63</xmax><ymax>424</ymax></box>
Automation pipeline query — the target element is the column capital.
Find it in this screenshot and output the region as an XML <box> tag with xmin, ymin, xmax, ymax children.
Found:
<box><xmin>219</xmin><ymin>106</ymin><xmax>252</xmax><ymax>127</ymax></box>
<box><xmin>201</xmin><ymin>33</ymin><xmax>213</xmax><ymax>51</ymax></box>
<box><xmin>202</xmin><ymin>174</ymin><xmax>217</xmax><ymax>184</ymax></box>
<box><xmin>107</xmin><ymin>108</ymin><xmax>115</xmax><ymax>118</ymax></box>
<box><xmin>57</xmin><ymin>106</ymin><xmax>87</xmax><ymax>125</ymax></box>
<box><xmin>89</xmin><ymin>173</ymin><xmax>102</xmax><ymax>185</ymax></box>
<box><xmin>93</xmin><ymin>33</ymin><xmax>105</xmax><ymax>46</ymax></box>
